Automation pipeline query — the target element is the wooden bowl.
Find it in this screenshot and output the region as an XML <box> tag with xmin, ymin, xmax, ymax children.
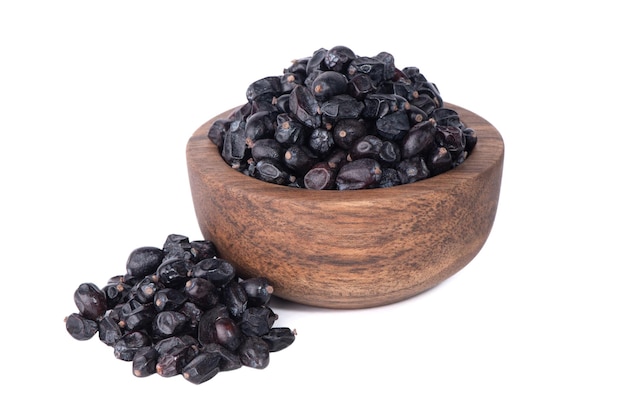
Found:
<box><xmin>186</xmin><ymin>103</ymin><xmax>504</xmax><ymax>309</ymax></box>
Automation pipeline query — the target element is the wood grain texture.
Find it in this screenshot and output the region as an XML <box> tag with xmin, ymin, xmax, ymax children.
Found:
<box><xmin>186</xmin><ymin>103</ymin><xmax>504</xmax><ymax>308</ymax></box>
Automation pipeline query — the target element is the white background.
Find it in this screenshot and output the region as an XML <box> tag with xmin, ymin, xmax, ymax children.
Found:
<box><xmin>1</xmin><ymin>1</ymin><xmax>624</xmax><ymax>416</ymax></box>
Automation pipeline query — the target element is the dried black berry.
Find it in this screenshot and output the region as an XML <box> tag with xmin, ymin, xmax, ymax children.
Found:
<box><xmin>240</xmin><ymin>306</ymin><xmax>278</xmax><ymax>337</ymax></box>
<box><xmin>336</xmin><ymin>158</ymin><xmax>382</xmax><ymax>190</ymax></box>
<box><xmin>182</xmin><ymin>352</ymin><xmax>221</xmax><ymax>384</ymax></box>
<box><xmin>153</xmin><ymin>288</ymin><xmax>187</xmax><ymax>312</ymax></box>
<box><xmin>208</xmin><ymin>46</ymin><xmax>479</xmax><ymax>189</ymax></box>
<box><xmin>132</xmin><ymin>346</ymin><xmax>159</xmax><ymax>377</ymax></box>
<box><xmin>74</xmin><ymin>283</ymin><xmax>107</xmax><ymax>321</ymax></box>
<box><xmin>126</xmin><ymin>246</ymin><xmax>164</xmax><ymax>279</ymax></box>
<box><xmin>66</xmin><ymin>235</ymin><xmax>296</xmax><ymax>385</ymax></box>
<box><xmin>289</xmin><ymin>84</ymin><xmax>321</xmax><ymax>128</ymax></box>
<box><xmin>303</xmin><ymin>162</ymin><xmax>337</xmax><ymax>190</ymax></box>
<box><xmin>113</xmin><ymin>331</ymin><xmax>151</xmax><ymax>361</ymax></box>
<box><xmin>239</xmin><ymin>277</ymin><xmax>274</xmax><ymax>307</ymax></box>
<box><xmin>98</xmin><ymin>315</ymin><xmax>122</xmax><ymax>346</ymax></box>
<box><xmin>239</xmin><ymin>337</ymin><xmax>270</xmax><ymax>369</ymax></box>
<box><xmin>262</xmin><ymin>327</ymin><xmax>296</xmax><ymax>352</ymax></box>
<box><xmin>152</xmin><ymin>311</ymin><xmax>189</xmax><ymax>338</ymax></box>
<box><xmin>65</xmin><ymin>313</ymin><xmax>99</xmax><ymax>341</ymax></box>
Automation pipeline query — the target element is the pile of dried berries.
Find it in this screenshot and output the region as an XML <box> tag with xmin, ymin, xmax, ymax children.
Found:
<box><xmin>65</xmin><ymin>234</ymin><xmax>296</xmax><ymax>384</ymax></box>
<box><xmin>208</xmin><ymin>45</ymin><xmax>478</xmax><ymax>190</ymax></box>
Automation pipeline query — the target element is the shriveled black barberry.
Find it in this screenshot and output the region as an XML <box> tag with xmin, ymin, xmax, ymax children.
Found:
<box><xmin>65</xmin><ymin>313</ymin><xmax>99</xmax><ymax>341</ymax></box>
<box><xmin>239</xmin><ymin>277</ymin><xmax>274</xmax><ymax>307</ymax></box>
<box><xmin>239</xmin><ymin>336</ymin><xmax>270</xmax><ymax>369</ymax></box>
<box><xmin>66</xmin><ymin>234</ymin><xmax>296</xmax><ymax>384</ymax></box>
<box><xmin>126</xmin><ymin>246</ymin><xmax>164</xmax><ymax>279</ymax></box>
<box><xmin>132</xmin><ymin>346</ymin><xmax>159</xmax><ymax>377</ymax></box>
<box><xmin>192</xmin><ymin>257</ymin><xmax>236</xmax><ymax>288</ymax></box>
<box><xmin>262</xmin><ymin>327</ymin><xmax>297</xmax><ymax>352</ymax></box>
<box><xmin>113</xmin><ymin>331</ymin><xmax>151</xmax><ymax>361</ymax></box>
<box><xmin>182</xmin><ymin>352</ymin><xmax>221</xmax><ymax>384</ymax></box>
<box><xmin>74</xmin><ymin>283</ymin><xmax>107</xmax><ymax>321</ymax></box>
<box><xmin>153</xmin><ymin>288</ymin><xmax>187</xmax><ymax>312</ymax></box>
<box><xmin>336</xmin><ymin>158</ymin><xmax>383</xmax><ymax>190</ymax></box>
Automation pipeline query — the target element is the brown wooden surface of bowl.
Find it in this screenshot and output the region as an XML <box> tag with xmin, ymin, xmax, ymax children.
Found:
<box><xmin>187</xmin><ymin>103</ymin><xmax>504</xmax><ymax>309</ymax></box>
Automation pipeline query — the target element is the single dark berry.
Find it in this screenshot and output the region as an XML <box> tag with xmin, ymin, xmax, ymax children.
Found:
<box><xmin>126</xmin><ymin>246</ymin><xmax>164</xmax><ymax>279</ymax></box>
<box><xmin>221</xmin><ymin>119</ymin><xmax>249</xmax><ymax>169</ymax></box>
<box><xmin>427</xmin><ymin>146</ymin><xmax>453</xmax><ymax>175</ymax></box>
<box><xmin>307</xmin><ymin>128</ymin><xmax>335</xmax><ymax>157</ymax></box>
<box><xmin>255</xmin><ymin>159</ymin><xmax>294</xmax><ymax>185</ymax></box>
<box><xmin>347</xmin><ymin>56</ymin><xmax>387</xmax><ymax>85</ymax></box>
<box><xmin>192</xmin><ymin>258</ymin><xmax>236</xmax><ymax>288</ymax></box>
<box><xmin>156</xmin><ymin>258</ymin><xmax>193</xmax><ymax>289</ymax></box>
<box><xmin>378</xmin><ymin>141</ymin><xmax>402</xmax><ymax>166</ymax></box>
<box><xmin>305</xmin><ymin>47</ymin><xmax>328</xmax><ymax>74</ymax></box>
<box><xmin>221</xmin><ymin>282</ymin><xmax>248</xmax><ymax>318</ymax></box>
<box><xmin>303</xmin><ymin>162</ymin><xmax>337</xmax><ymax>190</ymax></box>
<box><xmin>246</xmin><ymin>76</ymin><xmax>282</xmax><ymax>103</ymax></box>
<box><xmin>333</xmin><ymin>118</ymin><xmax>368</xmax><ymax>150</ymax></box>
<box><xmin>65</xmin><ymin>313</ymin><xmax>98</xmax><ymax>341</ymax></box>
<box><xmin>375</xmin><ymin>110</ymin><xmax>410</xmax><ymax>141</ymax></box>
<box><xmin>240</xmin><ymin>306</ymin><xmax>278</xmax><ymax>337</ymax></box>
<box><xmin>250</xmin><ymin>138</ymin><xmax>283</xmax><ymax>162</ymax></box>
<box><xmin>162</xmin><ymin>234</ymin><xmax>192</xmax><ymax>260</ymax></box>
<box><xmin>244</xmin><ymin>110</ymin><xmax>276</xmax><ymax>144</ymax></box>
<box><xmin>189</xmin><ymin>240</ymin><xmax>217</xmax><ymax>262</ymax></box>
<box><xmin>320</xmin><ymin>94</ymin><xmax>364</xmax><ymax>124</ymax></box>
<box><xmin>346</xmin><ymin>73</ymin><xmax>376</xmax><ymax>99</ymax></box>
<box><xmin>401</xmin><ymin>118</ymin><xmax>437</xmax><ymax>160</ymax></box>
<box><xmin>379</xmin><ymin>167</ymin><xmax>402</xmax><ymax>188</ymax></box>
<box><xmin>197</xmin><ymin>304</ymin><xmax>231</xmax><ymax>346</ymax></box>
<box><xmin>262</xmin><ymin>327</ymin><xmax>297</xmax><ymax>352</ymax></box>
<box><xmin>98</xmin><ymin>315</ymin><xmax>123</xmax><ymax>346</ymax></box>
<box><xmin>184</xmin><ymin>277</ymin><xmax>218</xmax><ymax>309</ymax></box>
<box><xmin>74</xmin><ymin>283</ymin><xmax>107</xmax><ymax>321</ymax></box>
<box><xmin>182</xmin><ymin>352</ymin><xmax>221</xmax><ymax>384</ymax></box>
<box><xmin>153</xmin><ymin>288</ymin><xmax>188</xmax><ymax>312</ymax></box>
<box><xmin>178</xmin><ymin>301</ymin><xmax>204</xmax><ymax>330</ymax></box>
<box><xmin>208</xmin><ymin>317</ymin><xmax>242</xmax><ymax>353</ymax></box>
<box><xmin>239</xmin><ymin>277</ymin><xmax>274</xmax><ymax>307</ymax></box>
<box><xmin>132</xmin><ymin>276</ymin><xmax>161</xmax><ymax>304</ymax></box>
<box><xmin>348</xmin><ymin>135</ymin><xmax>383</xmax><ymax>161</ymax></box>
<box><xmin>289</xmin><ymin>84</ymin><xmax>321</xmax><ymax>129</ymax></box>
<box><xmin>274</xmin><ymin>113</ymin><xmax>306</xmax><ymax>146</ymax></box>
<box><xmin>132</xmin><ymin>346</ymin><xmax>159</xmax><ymax>377</ymax></box>
<box><xmin>336</xmin><ymin>158</ymin><xmax>382</xmax><ymax>190</ymax></box>
<box><xmin>397</xmin><ymin>158</ymin><xmax>430</xmax><ymax>184</ymax></box>
<box><xmin>239</xmin><ymin>336</ymin><xmax>270</xmax><ymax>369</ymax></box>
<box><xmin>207</xmin><ymin>118</ymin><xmax>230</xmax><ymax>147</ymax></box>
<box><xmin>284</xmin><ymin>144</ymin><xmax>319</xmax><ymax>175</ymax></box>
<box><xmin>119</xmin><ymin>301</ymin><xmax>155</xmax><ymax>332</ymax></box>
<box><xmin>156</xmin><ymin>345</ymin><xmax>191</xmax><ymax>377</ymax></box>
<box><xmin>310</xmin><ymin>71</ymin><xmax>348</xmax><ymax>102</ymax></box>
<box><xmin>113</xmin><ymin>331</ymin><xmax>151</xmax><ymax>361</ymax></box>
<box><xmin>152</xmin><ymin>311</ymin><xmax>189</xmax><ymax>338</ymax></box>
<box><xmin>324</xmin><ymin>45</ymin><xmax>356</xmax><ymax>73</ymax></box>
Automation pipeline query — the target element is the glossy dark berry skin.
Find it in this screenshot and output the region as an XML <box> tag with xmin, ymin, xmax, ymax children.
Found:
<box><xmin>74</xmin><ymin>283</ymin><xmax>107</xmax><ymax>320</ymax></box>
<box><xmin>262</xmin><ymin>328</ymin><xmax>297</xmax><ymax>352</ymax></box>
<box><xmin>126</xmin><ymin>246</ymin><xmax>164</xmax><ymax>279</ymax></box>
<box><xmin>66</xmin><ymin>234</ymin><xmax>296</xmax><ymax>384</ymax></box>
<box><xmin>65</xmin><ymin>313</ymin><xmax>99</xmax><ymax>341</ymax></box>
<box><xmin>336</xmin><ymin>158</ymin><xmax>383</xmax><ymax>190</ymax></box>
<box><xmin>239</xmin><ymin>337</ymin><xmax>270</xmax><ymax>369</ymax></box>
<box><xmin>208</xmin><ymin>46</ymin><xmax>478</xmax><ymax>189</ymax></box>
<box><xmin>182</xmin><ymin>352</ymin><xmax>221</xmax><ymax>384</ymax></box>
<box><xmin>132</xmin><ymin>346</ymin><xmax>159</xmax><ymax>377</ymax></box>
